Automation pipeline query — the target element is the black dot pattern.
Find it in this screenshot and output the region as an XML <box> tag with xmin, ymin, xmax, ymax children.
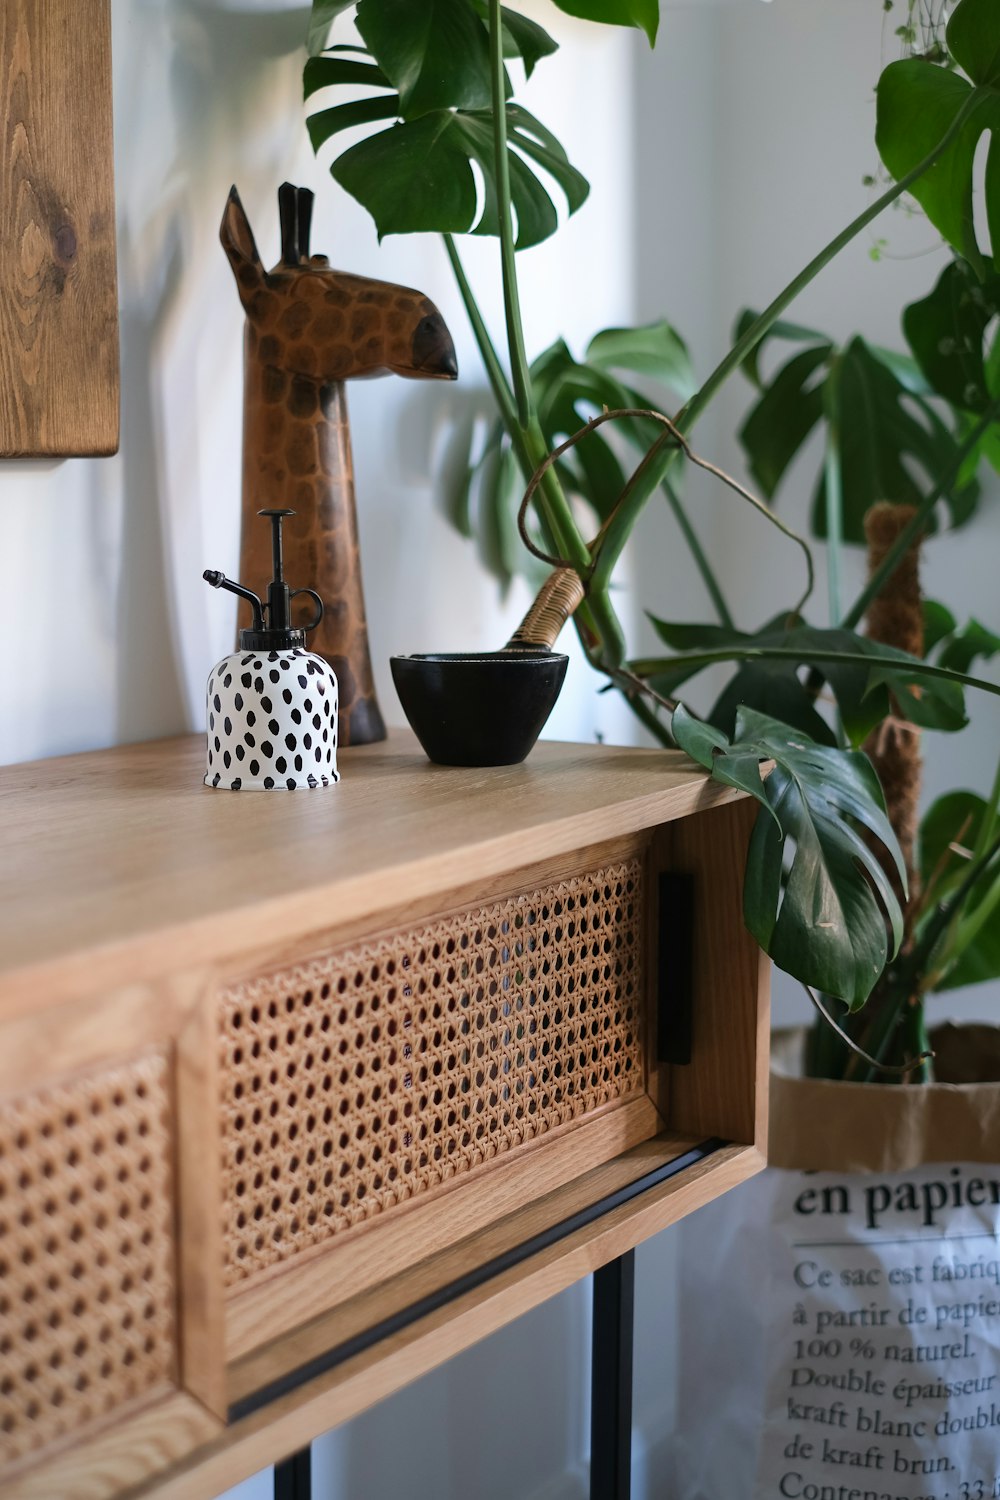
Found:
<box><xmin>204</xmin><ymin>650</ymin><xmax>340</xmax><ymax>792</ymax></box>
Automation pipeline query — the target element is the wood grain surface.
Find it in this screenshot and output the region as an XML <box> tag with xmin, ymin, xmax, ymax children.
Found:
<box><xmin>227</xmin><ymin>1126</ymin><xmax>707</xmax><ymax>1404</ymax></box>
<box><xmin>653</xmin><ymin>798</ymin><xmax>771</xmax><ymax>1149</ymax></box>
<box><xmin>0</xmin><ymin>730</ymin><xmax>743</xmax><ymax>1015</ymax></box>
<box><xmin>0</xmin><ymin>0</ymin><xmax>119</xmax><ymax>456</ymax></box>
<box><xmin>3</xmin><ymin>1393</ymin><xmax>221</xmax><ymax>1500</ymax></box>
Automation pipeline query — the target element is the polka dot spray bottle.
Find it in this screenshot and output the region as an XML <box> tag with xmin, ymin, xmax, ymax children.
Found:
<box><xmin>203</xmin><ymin>508</ymin><xmax>340</xmax><ymax>791</ymax></box>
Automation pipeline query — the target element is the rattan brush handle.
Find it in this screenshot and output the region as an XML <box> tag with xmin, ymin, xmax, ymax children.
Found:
<box><xmin>506</xmin><ymin>567</ymin><xmax>585</xmax><ymax>650</ymax></box>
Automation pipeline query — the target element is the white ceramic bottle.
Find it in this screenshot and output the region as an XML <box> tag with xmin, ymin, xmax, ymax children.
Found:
<box><xmin>203</xmin><ymin>509</ymin><xmax>340</xmax><ymax>791</ymax></box>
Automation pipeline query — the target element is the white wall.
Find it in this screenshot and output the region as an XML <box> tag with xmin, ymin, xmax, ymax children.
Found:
<box><xmin>5</xmin><ymin>1</ymin><xmax>997</xmax><ymax>1497</ymax></box>
<box><xmin>1</xmin><ymin>0</ymin><xmax>638</xmax><ymax>768</ymax></box>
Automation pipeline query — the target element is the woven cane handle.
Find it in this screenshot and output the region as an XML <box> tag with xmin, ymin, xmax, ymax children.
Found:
<box><xmin>506</xmin><ymin>567</ymin><xmax>585</xmax><ymax>650</ymax></box>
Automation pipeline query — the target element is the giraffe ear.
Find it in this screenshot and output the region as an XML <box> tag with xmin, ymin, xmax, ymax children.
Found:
<box><xmin>221</xmin><ymin>187</ymin><xmax>265</xmax><ymax>305</ymax></box>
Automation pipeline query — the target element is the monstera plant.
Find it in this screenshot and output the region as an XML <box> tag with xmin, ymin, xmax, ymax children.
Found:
<box><xmin>302</xmin><ymin>0</ymin><xmax>1000</xmax><ymax>1058</ymax></box>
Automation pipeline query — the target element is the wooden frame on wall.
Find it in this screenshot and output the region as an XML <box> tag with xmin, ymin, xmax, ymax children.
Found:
<box><xmin>0</xmin><ymin>0</ymin><xmax>120</xmax><ymax>457</ymax></box>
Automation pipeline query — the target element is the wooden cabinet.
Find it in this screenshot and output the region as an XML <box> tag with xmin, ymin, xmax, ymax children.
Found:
<box><xmin>0</xmin><ymin>732</ymin><xmax>769</xmax><ymax>1498</ymax></box>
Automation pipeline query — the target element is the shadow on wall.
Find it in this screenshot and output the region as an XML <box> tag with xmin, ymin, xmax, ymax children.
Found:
<box><xmin>113</xmin><ymin>0</ymin><xmax>316</xmax><ymax>733</ymax></box>
<box><xmin>114</xmin><ymin>219</ymin><xmax>188</xmax><ymax>744</ymax></box>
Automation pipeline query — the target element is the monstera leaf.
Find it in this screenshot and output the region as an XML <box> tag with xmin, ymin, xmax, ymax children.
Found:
<box><xmin>934</xmin><ymin>616</ymin><xmax>1000</xmax><ymax>676</ymax></box>
<box><xmin>739</xmin><ymin>344</ymin><xmax>831</xmax><ymax>497</ymax></box>
<box><xmin>445</xmin><ymin>321</ymin><xmax>695</xmax><ymax>585</ymax></box>
<box><xmin>549</xmin><ymin>0</ymin><xmax>657</xmax><ymax>43</ymax></box>
<box><xmin>736</xmin><ymin>320</ymin><xmax>979</xmax><ymax>541</ymax></box>
<box><xmin>672</xmin><ymin>706</ymin><xmax>906</xmax><ymax>1009</ymax></box>
<box><xmin>305</xmin><ymin>0</ymin><xmax>588</xmax><ymax>247</ymax></box>
<box><xmin>638</xmin><ymin>619</ymin><xmax>973</xmax><ymax>744</ymax></box>
<box><xmin>308</xmin><ymin>0</ymin><xmax>556</xmax><ymax>68</ymax></box>
<box><xmin>304</xmin><ymin>0</ymin><xmax>658</xmax><ymax>246</ymax></box>
<box><xmin>446</xmin><ymin>414</ymin><xmax>541</xmax><ymax>590</ymax></box>
<box><xmin>876</xmin><ymin>0</ymin><xmax>1000</xmax><ymax>277</ymax></box>
<box><xmin>356</xmin><ymin>0</ymin><xmax>494</xmax><ymax>118</ymax></box>
<box><xmin>636</xmin><ymin>615</ymin><xmax>834</xmax><ymax>744</ymax></box>
<box><xmin>587</xmin><ymin>322</ymin><xmax>696</xmax><ymax>396</ymax></box>
<box><xmin>737</xmin><ymin>314</ymin><xmax>830</xmax><ymax>392</ymax></box>
<box><xmin>329</xmin><ymin>105</ymin><xmax>588</xmax><ymax>247</ymax></box>
<box><xmin>307</xmin><ymin>0</ymin><xmax>356</xmax><ymax>54</ymax></box>
<box><xmin>903</xmin><ymin>259</ymin><xmax>1000</xmax><ymax>413</ymax></box>
<box><xmin>309</xmin><ymin>0</ymin><xmax>658</xmax><ymax>52</ymax></box>
<box><xmin>468</xmin><ymin>1</ymin><xmax>558</xmax><ymax>76</ymax></box>
<box><xmin>918</xmin><ymin>790</ymin><xmax>1000</xmax><ymax>991</ymax></box>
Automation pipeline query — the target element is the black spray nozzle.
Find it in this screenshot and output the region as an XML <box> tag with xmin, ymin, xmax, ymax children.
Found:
<box><xmin>203</xmin><ymin>508</ymin><xmax>323</xmax><ymax>650</ymax></box>
<box><xmin>202</xmin><ymin>569</ymin><xmax>266</xmax><ymax>633</ymax></box>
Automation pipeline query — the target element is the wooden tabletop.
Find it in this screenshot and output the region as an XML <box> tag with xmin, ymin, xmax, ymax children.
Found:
<box><xmin>0</xmin><ymin>730</ymin><xmax>739</xmax><ymax>1012</ymax></box>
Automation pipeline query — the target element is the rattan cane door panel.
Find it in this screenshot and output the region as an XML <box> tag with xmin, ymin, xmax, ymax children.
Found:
<box><xmin>0</xmin><ymin>1052</ymin><xmax>178</xmax><ymax>1475</ymax></box>
<box><xmin>218</xmin><ymin>857</ymin><xmax>647</xmax><ymax>1316</ymax></box>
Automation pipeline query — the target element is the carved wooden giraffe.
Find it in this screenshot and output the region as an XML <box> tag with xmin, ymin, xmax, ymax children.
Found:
<box><xmin>220</xmin><ymin>183</ymin><xmax>458</xmax><ymax>745</ymax></box>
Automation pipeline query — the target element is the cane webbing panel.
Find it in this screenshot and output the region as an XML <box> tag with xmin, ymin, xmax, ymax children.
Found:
<box><xmin>0</xmin><ymin>1053</ymin><xmax>177</xmax><ymax>1469</ymax></box>
<box><xmin>220</xmin><ymin>858</ymin><xmax>644</xmax><ymax>1284</ymax></box>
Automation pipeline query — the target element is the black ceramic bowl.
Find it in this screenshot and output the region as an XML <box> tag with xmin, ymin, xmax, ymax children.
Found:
<box><xmin>390</xmin><ymin>650</ymin><xmax>569</xmax><ymax>767</ymax></box>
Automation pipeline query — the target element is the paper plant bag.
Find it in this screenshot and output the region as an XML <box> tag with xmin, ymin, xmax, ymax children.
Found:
<box><xmin>673</xmin><ymin>1026</ymin><xmax>1000</xmax><ymax>1500</ymax></box>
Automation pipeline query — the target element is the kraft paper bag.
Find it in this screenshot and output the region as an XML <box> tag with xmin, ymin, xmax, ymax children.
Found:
<box><xmin>673</xmin><ymin>1028</ymin><xmax>1000</xmax><ymax>1500</ymax></box>
<box><xmin>769</xmin><ymin>1025</ymin><xmax>1000</xmax><ymax>1173</ymax></box>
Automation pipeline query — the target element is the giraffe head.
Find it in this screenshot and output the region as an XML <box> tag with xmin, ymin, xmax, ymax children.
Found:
<box><xmin>221</xmin><ymin>184</ymin><xmax>458</xmax><ymax>385</ymax></box>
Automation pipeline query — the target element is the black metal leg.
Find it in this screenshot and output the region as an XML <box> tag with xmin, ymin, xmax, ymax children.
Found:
<box><xmin>590</xmin><ymin>1250</ymin><xmax>635</xmax><ymax>1500</ymax></box>
<box><xmin>274</xmin><ymin>1444</ymin><xmax>311</xmax><ymax>1500</ymax></box>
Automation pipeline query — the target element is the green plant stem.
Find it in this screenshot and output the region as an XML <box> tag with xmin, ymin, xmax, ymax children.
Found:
<box><xmin>443</xmin><ymin>234</ymin><xmax>518</xmax><ymax>434</ymax></box>
<box><xmin>445</xmin><ymin>235</ymin><xmax>628</xmax><ymax>664</ymax></box>
<box><xmin>823</xmin><ymin>359</ymin><xmax>844</xmax><ymax>628</ymax></box>
<box><xmin>939</xmin><ymin>869</ymin><xmax>1000</xmax><ymax>984</ymax></box>
<box><xmin>804</xmin><ymin>984</ymin><xmax>931</xmax><ymax>1080</ymax></box>
<box><xmin>443</xmin><ymin>235</ymin><xmax>564</xmax><ymax>551</ymax></box>
<box><xmin>841</xmin><ymin>972</ymin><xmax>918</xmax><ymax>1084</ymax></box>
<box><xmin>447</xmin><ymin>227</ymin><xmax>729</xmax><ymax>657</ymax></box>
<box><xmin>662</xmin><ymin>477</ymin><xmax>735</xmax><ymax>628</ymax></box>
<box><xmin>925</xmin><ymin>827</ymin><xmax>1000</xmax><ymax>990</ymax></box>
<box><xmin>488</xmin><ymin>0</ymin><xmax>534</xmax><ymax>434</ymax></box>
<box><xmin>444</xmin><ymin>234</ymin><xmax>560</xmax><ymax>562</ymax></box>
<box><xmin>481</xmin><ymin>3</ymin><xmax>580</xmax><ymax>569</ymax></box>
<box><xmin>589</xmin><ymin>89</ymin><xmax>986</xmax><ymax>602</ymax></box>
<box><xmin>821</xmin><ymin>360</ymin><xmax>850</xmax><ymax>748</ymax></box>
<box><xmin>522</xmin><ymin>418</ymin><xmax>590</xmax><ymax>567</ymax></box>
<box><xmin>467</xmin><ymin>0</ymin><xmax>629</xmax><ymax>669</ymax></box>
<box><xmin>894</xmin><ymin>1002</ymin><xmax>933</xmax><ymax>1086</ymax></box>
<box><xmin>841</xmin><ymin>399</ymin><xmax>1000</xmax><ymax>630</ymax></box>
<box><xmin>974</xmin><ymin>753</ymin><xmax>1000</xmax><ymax>862</ymax></box>
<box><xmin>909</xmin><ymin>833</ymin><xmax>1000</xmax><ymax>985</ymax></box>
<box><xmin>483</xmin><ymin>2</ymin><xmax>590</xmax><ymax>577</ymax></box>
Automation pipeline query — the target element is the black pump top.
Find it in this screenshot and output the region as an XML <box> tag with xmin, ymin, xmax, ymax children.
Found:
<box><xmin>203</xmin><ymin>509</ymin><xmax>324</xmax><ymax>650</ymax></box>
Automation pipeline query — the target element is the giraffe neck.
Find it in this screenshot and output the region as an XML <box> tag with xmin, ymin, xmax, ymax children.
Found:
<box><xmin>238</xmin><ymin>340</ymin><xmax>386</xmax><ymax>745</ymax></box>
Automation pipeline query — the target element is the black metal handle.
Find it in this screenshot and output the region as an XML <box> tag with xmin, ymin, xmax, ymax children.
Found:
<box><xmin>291</xmin><ymin>587</ymin><xmax>324</xmax><ymax>633</ymax></box>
